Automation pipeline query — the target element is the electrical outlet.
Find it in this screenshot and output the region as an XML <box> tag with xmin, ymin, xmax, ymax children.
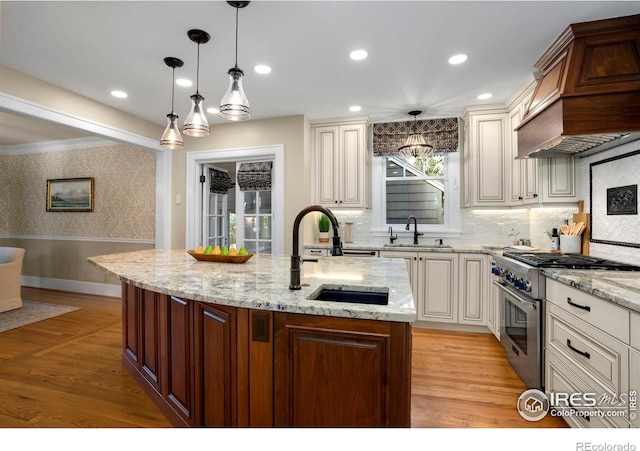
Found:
<box><xmin>497</xmin><ymin>223</ymin><xmax>505</xmax><ymax>234</ymax></box>
<box><xmin>464</xmin><ymin>223</ymin><xmax>475</xmax><ymax>233</ymax></box>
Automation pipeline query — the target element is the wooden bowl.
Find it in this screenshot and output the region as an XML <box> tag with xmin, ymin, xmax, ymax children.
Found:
<box><xmin>187</xmin><ymin>250</ymin><xmax>254</xmax><ymax>263</ymax></box>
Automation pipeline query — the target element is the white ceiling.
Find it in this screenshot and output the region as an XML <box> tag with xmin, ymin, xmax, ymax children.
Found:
<box><xmin>1</xmin><ymin>1</ymin><xmax>639</xmax><ymax>146</ymax></box>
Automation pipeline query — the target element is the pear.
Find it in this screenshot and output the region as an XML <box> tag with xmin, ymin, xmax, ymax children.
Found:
<box><xmin>203</xmin><ymin>245</ymin><xmax>213</xmax><ymax>254</ymax></box>
<box><xmin>220</xmin><ymin>245</ymin><xmax>229</xmax><ymax>256</ymax></box>
<box><xmin>195</xmin><ymin>245</ymin><xmax>204</xmax><ymax>254</ymax></box>
<box><xmin>238</xmin><ymin>247</ymin><xmax>248</xmax><ymax>256</ymax></box>
<box><xmin>212</xmin><ymin>245</ymin><xmax>221</xmax><ymax>255</ymax></box>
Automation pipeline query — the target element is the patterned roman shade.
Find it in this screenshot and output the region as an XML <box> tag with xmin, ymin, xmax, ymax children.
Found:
<box><xmin>373</xmin><ymin>117</ymin><xmax>459</xmax><ymax>157</ymax></box>
<box><xmin>209</xmin><ymin>168</ymin><xmax>233</xmax><ymax>194</ymax></box>
<box><xmin>237</xmin><ymin>161</ymin><xmax>272</xmax><ymax>191</ymax></box>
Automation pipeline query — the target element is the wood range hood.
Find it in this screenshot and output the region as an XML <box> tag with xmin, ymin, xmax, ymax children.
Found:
<box><xmin>516</xmin><ymin>14</ymin><xmax>640</xmax><ymax>159</ymax></box>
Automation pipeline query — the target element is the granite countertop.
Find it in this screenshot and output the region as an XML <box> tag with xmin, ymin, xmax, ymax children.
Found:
<box><xmin>304</xmin><ymin>243</ymin><xmax>497</xmax><ymax>254</ymax></box>
<box><xmin>88</xmin><ymin>249</ymin><xmax>415</xmax><ymax>323</ymax></box>
<box><xmin>543</xmin><ymin>269</ymin><xmax>640</xmax><ymax>313</ymax></box>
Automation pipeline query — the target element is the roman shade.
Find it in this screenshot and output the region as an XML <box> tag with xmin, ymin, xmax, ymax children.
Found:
<box><xmin>373</xmin><ymin>117</ymin><xmax>459</xmax><ymax>157</ymax></box>
<box><xmin>209</xmin><ymin>168</ymin><xmax>233</xmax><ymax>194</ymax></box>
<box><xmin>237</xmin><ymin>161</ymin><xmax>272</xmax><ymax>191</ymax></box>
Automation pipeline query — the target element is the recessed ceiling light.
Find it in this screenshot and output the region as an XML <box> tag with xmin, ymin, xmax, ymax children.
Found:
<box><xmin>349</xmin><ymin>49</ymin><xmax>368</xmax><ymax>61</ymax></box>
<box><xmin>349</xmin><ymin>105</ymin><xmax>362</xmax><ymax>112</ymax></box>
<box><xmin>477</xmin><ymin>93</ymin><xmax>493</xmax><ymax>100</ymax></box>
<box><xmin>206</xmin><ymin>107</ymin><xmax>220</xmax><ymax>115</ymax></box>
<box><xmin>254</xmin><ymin>64</ymin><xmax>272</xmax><ymax>74</ymax></box>
<box><xmin>176</xmin><ymin>78</ymin><xmax>193</xmax><ymax>87</ymax></box>
<box><xmin>110</xmin><ymin>90</ymin><xmax>128</xmax><ymax>99</ymax></box>
<box><xmin>448</xmin><ymin>54</ymin><xmax>468</xmax><ymax>65</ymax></box>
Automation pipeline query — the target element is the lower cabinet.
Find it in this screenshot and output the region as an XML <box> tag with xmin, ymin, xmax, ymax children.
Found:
<box><xmin>121</xmin><ymin>282</ymin><xmax>411</xmax><ymax>427</ymax></box>
<box><xmin>545</xmin><ymin>278</ymin><xmax>632</xmax><ymax>428</ymax></box>
<box><xmin>380</xmin><ymin>252</ymin><xmax>488</xmax><ymax>327</ymax></box>
<box><xmin>273</xmin><ymin>312</ymin><xmax>411</xmax><ymax>427</ymax></box>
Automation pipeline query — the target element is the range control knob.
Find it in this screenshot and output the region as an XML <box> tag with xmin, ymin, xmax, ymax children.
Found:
<box><xmin>491</xmin><ymin>267</ymin><xmax>502</xmax><ymax>276</ymax></box>
<box><xmin>522</xmin><ymin>280</ymin><xmax>532</xmax><ymax>292</ymax></box>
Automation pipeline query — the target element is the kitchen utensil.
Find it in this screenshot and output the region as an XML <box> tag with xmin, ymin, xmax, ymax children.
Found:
<box><xmin>560</xmin><ymin>224</ymin><xmax>570</xmax><ymax>235</ymax></box>
<box><xmin>572</xmin><ymin>200</ymin><xmax>590</xmax><ymax>255</ymax></box>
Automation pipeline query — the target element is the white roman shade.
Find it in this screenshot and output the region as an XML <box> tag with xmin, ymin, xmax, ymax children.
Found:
<box><xmin>373</xmin><ymin>117</ymin><xmax>459</xmax><ymax>157</ymax></box>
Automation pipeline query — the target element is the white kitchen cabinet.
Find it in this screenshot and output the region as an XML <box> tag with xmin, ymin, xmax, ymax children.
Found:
<box><xmin>461</xmin><ymin>107</ymin><xmax>510</xmax><ymax>207</ymax></box>
<box><xmin>311</xmin><ymin>118</ymin><xmax>370</xmax><ymax>208</ymax></box>
<box><xmin>416</xmin><ymin>253</ymin><xmax>459</xmax><ymax>323</ymax></box>
<box><xmin>539</xmin><ymin>157</ymin><xmax>579</xmax><ymax>203</ymax></box>
<box><xmin>381</xmin><ymin>250</ymin><xmax>490</xmax><ymax>328</ymax></box>
<box><xmin>487</xmin><ymin>258</ymin><xmax>500</xmax><ymax>340</ymax></box>
<box><xmin>508</xmin><ymin>82</ymin><xmax>539</xmax><ymax>206</ymax></box>
<box><xmin>458</xmin><ymin>254</ymin><xmax>488</xmax><ymax>325</ymax></box>
<box><xmin>545</xmin><ymin>278</ymin><xmax>632</xmax><ymax>428</ymax></box>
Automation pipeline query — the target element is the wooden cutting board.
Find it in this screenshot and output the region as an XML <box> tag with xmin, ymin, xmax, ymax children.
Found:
<box><xmin>573</xmin><ymin>200</ymin><xmax>590</xmax><ymax>255</ymax></box>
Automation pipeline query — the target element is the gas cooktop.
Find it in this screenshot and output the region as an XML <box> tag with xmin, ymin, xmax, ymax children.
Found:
<box><xmin>502</xmin><ymin>251</ymin><xmax>640</xmax><ymax>271</ymax></box>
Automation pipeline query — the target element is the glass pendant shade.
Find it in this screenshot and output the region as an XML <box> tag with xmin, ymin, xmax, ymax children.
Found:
<box><xmin>183</xmin><ymin>93</ymin><xmax>210</xmax><ymax>137</ymax></box>
<box><xmin>160</xmin><ymin>56</ymin><xmax>184</xmax><ymax>150</ymax></box>
<box><xmin>160</xmin><ymin>113</ymin><xmax>184</xmax><ymax>150</ymax></box>
<box><xmin>219</xmin><ymin>67</ymin><xmax>251</xmax><ymax>121</ymax></box>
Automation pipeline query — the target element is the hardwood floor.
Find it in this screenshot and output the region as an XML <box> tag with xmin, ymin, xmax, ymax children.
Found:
<box><xmin>0</xmin><ymin>287</ymin><xmax>566</xmax><ymax>428</ymax></box>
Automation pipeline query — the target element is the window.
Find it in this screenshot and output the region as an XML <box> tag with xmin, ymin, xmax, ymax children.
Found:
<box><xmin>372</xmin><ymin>153</ymin><xmax>460</xmax><ymax>235</ymax></box>
<box><xmin>386</xmin><ymin>155</ymin><xmax>445</xmax><ymax>225</ymax></box>
<box><xmin>241</xmin><ymin>190</ymin><xmax>272</xmax><ymax>254</ymax></box>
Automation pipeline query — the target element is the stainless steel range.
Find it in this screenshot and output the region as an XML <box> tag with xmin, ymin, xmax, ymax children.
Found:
<box><xmin>491</xmin><ymin>251</ymin><xmax>640</xmax><ymax>390</ymax></box>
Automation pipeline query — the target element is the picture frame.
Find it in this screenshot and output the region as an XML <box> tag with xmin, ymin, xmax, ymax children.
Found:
<box><xmin>46</xmin><ymin>177</ymin><xmax>95</xmax><ymax>212</ymax></box>
<box><xmin>590</xmin><ymin>149</ymin><xmax>640</xmax><ymax>248</ymax></box>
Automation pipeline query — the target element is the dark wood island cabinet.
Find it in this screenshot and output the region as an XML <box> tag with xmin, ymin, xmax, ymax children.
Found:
<box><xmin>121</xmin><ymin>283</ymin><xmax>412</xmax><ymax>427</ymax></box>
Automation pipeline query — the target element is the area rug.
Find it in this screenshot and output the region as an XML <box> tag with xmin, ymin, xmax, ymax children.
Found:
<box><xmin>0</xmin><ymin>300</ymin><xmax>80</xmax><ymax>333</ymax></box>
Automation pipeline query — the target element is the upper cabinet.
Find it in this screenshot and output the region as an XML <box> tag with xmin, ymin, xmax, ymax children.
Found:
<box><xmin>311</xmin><ymin>117</ymin><xmax>371</xmax><ymax>208</ymax></box>
<box><xmin>461</xmin><ymin>105</ymin><xmax>510</xmax><ymax>207</ymax></box>
<box><xmin>462</xmin><ymin>77</ymin><xmax>579</xmax><ymax>208</ymax></box>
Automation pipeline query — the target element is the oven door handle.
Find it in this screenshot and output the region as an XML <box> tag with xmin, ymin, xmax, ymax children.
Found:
<box><xmin>493</xmin><ymin>280</ymin><xmax>538</xmax><ymax>310</ymax></box>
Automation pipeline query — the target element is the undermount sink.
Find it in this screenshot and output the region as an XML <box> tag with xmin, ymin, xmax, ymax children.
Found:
<box><xmin>384</xmin><ymin>243</ymin><xmax>452</xmax><ymax>248</ymax></box>
<box><xmin>307</xmin><ymin>284</ymin><xmax>389</xmax><ymax>305</ymax></box>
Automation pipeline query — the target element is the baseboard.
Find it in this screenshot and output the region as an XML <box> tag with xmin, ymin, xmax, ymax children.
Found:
<box><xmin>21</xmin><ymin>276</ymin><xmax>120</xmax><ymax>298</ymax></box>
<box><xmin>412</xmin><ymin>321</ymin><xmax>492</xmax><ymax>334</ymax></box>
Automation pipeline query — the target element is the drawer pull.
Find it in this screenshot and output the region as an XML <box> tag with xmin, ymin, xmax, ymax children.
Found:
<box><xmin>567</xmin><ymin>297</ymin><xmax>591</xmax><ymax>312</ymax></box>
<box><xmin>567</xmin><ymin>339</ymin><xmax>590</xmax><ymax>359</ymax></box>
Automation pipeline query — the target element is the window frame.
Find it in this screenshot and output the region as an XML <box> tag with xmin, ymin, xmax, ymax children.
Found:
<box><xmin>371</xmin><ymin>152</ymin><xmax>461</xmax><ymax>237</ymax></box>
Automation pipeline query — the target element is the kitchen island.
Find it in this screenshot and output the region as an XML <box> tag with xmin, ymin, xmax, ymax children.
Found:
<box><xmin>89</xmin><ymin>249</ymin><xmax>415</xmax><ymax>427</ymax></box>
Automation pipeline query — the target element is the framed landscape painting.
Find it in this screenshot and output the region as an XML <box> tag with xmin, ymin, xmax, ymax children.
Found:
<box><xmin>46</xmin><ymin>177</ymin><xmax>95</xmax><ymax>212</ymax></box>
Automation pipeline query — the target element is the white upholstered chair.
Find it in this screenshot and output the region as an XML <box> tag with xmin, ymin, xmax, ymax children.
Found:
<box><xmin>0</xmin><ymin>247</ymin><xmax>25</xmax><ymax>313</ymax></box>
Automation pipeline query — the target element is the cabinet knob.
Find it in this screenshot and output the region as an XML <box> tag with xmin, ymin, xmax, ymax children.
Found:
<box><xmin>518</xmin><ymin>196</ymin><xmax>523</xmax><ymax>200</ymax></box>
<box><xmin>334</xmin><ymin>200</ymin><xmax>338</xmax><ymax>203</ymax></box>
<box><xmin>533</xmin><ymin>193</ymin><xmax>538</xmax><ymax>198</ymax></box>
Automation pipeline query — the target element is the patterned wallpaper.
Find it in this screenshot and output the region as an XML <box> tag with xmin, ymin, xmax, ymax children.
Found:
<box><xmin>1</xmin><ymin>144</ymin><xmax>155</xmax><ymax>240</ymax></box>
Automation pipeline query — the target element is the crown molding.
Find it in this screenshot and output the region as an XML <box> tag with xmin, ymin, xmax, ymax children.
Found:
<box><xmin>0</xmin><ymin>136</ymin><xmax>117</xmax><ymax>155</ymax></box>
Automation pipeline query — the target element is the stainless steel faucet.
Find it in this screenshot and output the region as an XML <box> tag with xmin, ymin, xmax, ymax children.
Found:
<box><xmin>405</xmin><ymin>215</ymin><xmax>423</xmax><ymax>245</ymax></box>
<box><xmin>290</xmin><ymin>205</ymin><xmax>343</xmax><ymax>290</ymax></box>
<box><xmin>388</xmin><ymin>226</ymin><xmax>398</xmax><ymax>244</ymax></box>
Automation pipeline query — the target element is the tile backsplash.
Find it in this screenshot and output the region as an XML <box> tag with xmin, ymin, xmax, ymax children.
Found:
<box><xmin>323</xmin><ymin>206</ymin><xmax>576</xmax><ymax>250</ymax></box>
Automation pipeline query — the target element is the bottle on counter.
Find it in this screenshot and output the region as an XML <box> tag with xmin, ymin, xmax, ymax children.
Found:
<box><xmin>551</xmin><ymin>228</ymin><xmax>560</xmax><ymax>250</ymax></box>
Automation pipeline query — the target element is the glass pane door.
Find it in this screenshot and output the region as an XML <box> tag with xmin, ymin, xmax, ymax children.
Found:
<box><xmin>242</xmin><ymin>189</ymin><xmax>272</xmax><ymax>254</ymax></box>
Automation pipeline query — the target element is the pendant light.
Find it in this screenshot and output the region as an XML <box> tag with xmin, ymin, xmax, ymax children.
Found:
<box><xmin>160</xmin><ymin>57</ymin><xmax>185</xmax><ymax>150</ymax></box>
<box><xmin>219</xmin><ymin>1</ymin><xmax>251</xmax><ymax>121</ymax></box>
<box><xmin>398</xmin><ymin>110</ymin><xmax>433</xmax><ymax>159</ymax></box>
<box><xmin>183</xmin><ymin>29</ymin><xmax>211</xmax><ymax>137</ymax></box>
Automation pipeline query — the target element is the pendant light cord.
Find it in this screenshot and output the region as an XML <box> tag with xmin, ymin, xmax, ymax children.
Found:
<box><xmin>171</xmin><ymin>67</ymin><xmax>176</xmax><ymax>114</ymax></box>
<box><xmin>196</xmin><ymin>43</ymin><xmax>201</xmax><ymax>94</ymax></box>
<box><xmin>234</xmin><ymin>6</ymin><xmax>239</xmax><ymax>67</ymax></box>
